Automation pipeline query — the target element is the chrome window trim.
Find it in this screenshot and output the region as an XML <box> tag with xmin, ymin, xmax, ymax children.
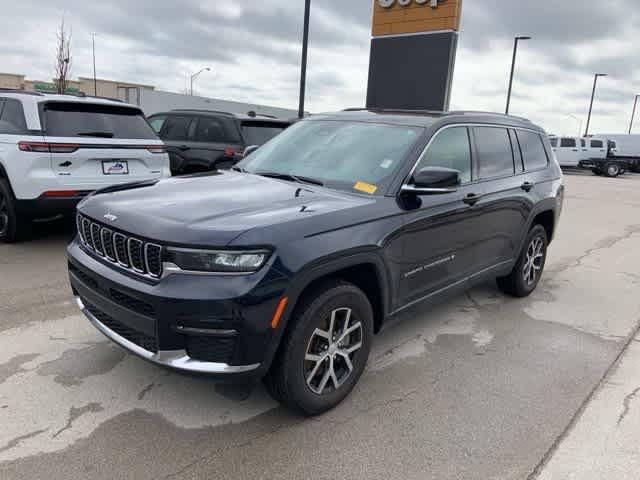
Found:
<box><xmin>403</xmin><ymin>122</ymin><xmax>546</xmax><ymax>190</ymax></box>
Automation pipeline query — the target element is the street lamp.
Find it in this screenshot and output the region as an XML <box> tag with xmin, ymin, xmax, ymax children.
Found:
<box><xmin>584</xmin><ymin>73</ymin><xmax>607</xmax><ymax>137</ymax></box>
<box><xmin>298</xmin><ymin>0</ymin><xmax>312</xmax><ymax>119</ymax></box>
<box><xmin>629</xmin><ymin>94</ymin><xmax>640</xmax><ymax>134</ymax></box>
<box><xmin>91</xmin><ymin>33</ymin><xmax>98</xmax><ymax>96</ymax></box>
<box><xmin>505</xmin><ymin>36</ymin><xmax>531</xmax><ymax>115</ymax></box>
<box><xmin>566</xmin><ymin>114</ymin><xmax>583</xmax><ymax>138</ymax></box>
<box><xmin>190</xmin><ymin>67</ymin><xmax>210</xmax><ymax>96</ymax></box>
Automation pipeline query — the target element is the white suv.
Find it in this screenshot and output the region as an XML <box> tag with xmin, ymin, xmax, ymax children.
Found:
<box><xmin>0</xmin><ymin>90</ymin><xmax>171</xmax><ymax>242</ymax></box>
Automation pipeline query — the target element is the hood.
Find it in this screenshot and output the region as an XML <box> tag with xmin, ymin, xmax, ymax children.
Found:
<box><xmin>78</xmin><ymin>170</ymin><xmax>375</xmax><ymax>246</ymax></box>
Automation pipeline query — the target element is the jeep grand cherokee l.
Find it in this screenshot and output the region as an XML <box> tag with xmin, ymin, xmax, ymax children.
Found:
<box><xmin>0</xmin><ymin>90</ymin><xmax>171</xmax><ymax>242</ymax></box>
<box><xmin>67</xmin><ymin>109</ymin><xmax>564</xmax><ymax>415</ymax></box>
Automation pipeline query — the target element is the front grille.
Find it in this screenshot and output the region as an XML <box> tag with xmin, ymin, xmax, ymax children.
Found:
<box><xmin>186</xmin><ymin>336</ymin><xmax>236</xmax><ymax>363</ymax></box>
<box><xmin>77</xmin><ymin>214</ymin><xmax>163</xmax><ymax>279</ymax></box>
<box><xmin>110</xmin><ymin>289</ymin><xmax>155</xmax><ymax>317</ymax></box>
<box><xmin>83</xmin><ymin>299</ymin><xmax>158</xmax><ymax>353</ymax></box>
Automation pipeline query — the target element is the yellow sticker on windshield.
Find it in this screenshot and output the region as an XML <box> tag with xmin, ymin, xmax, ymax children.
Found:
<box><xmin>354</xmin><ymin>181</ymin><xmax>378</xmax><ymax>194</ymax></box>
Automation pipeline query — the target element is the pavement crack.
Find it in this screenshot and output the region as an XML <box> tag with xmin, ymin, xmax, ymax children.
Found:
<box><xmin>52</xmin><ymin>403</ymin><xmax>104</xmax><ymax>439</ymax></box>
<box><xmin>138</xmin><ymin>382</ymin><xmax>156</xmax><ymax>401</ymax></box>
<box><xmin>617</xmin><ymin>387</ymin><xmax>640</xmax><ymax>426</ymax></box>
<box><xmin>0</xmin><ymin>429</ymin><xmax>47</xmax><ymax>454</ymax></box>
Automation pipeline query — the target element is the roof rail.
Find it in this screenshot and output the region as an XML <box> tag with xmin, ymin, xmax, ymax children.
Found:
<box><xmin>0</xmin><ymin>88</ymin><xmax>44</xmax><ymax>96</ymax></box>
<box><xmin>447</xmin><ymin>110</ymin><xmax>532</xmax><ymax>122</ymax></box>
<box><xmin>171</xmin><ymin>109</ymin><xmax>234</xmax><ymax>115</ymax></box>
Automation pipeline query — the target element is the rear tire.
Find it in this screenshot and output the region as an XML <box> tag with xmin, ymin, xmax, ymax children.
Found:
<box><xmin>603</xmin><ymin>162</ymin><xmax>620</xmax><ymax>177</ymax></box>
<box><xmin>497</xmin><ymin>225</ymin><xmax>548</xmax><ymax>298</ymax></box>
<box><xmin>0</xmin><ymin>178</ymin><xmax>29</xmax><ymax>243</ymax></box>
<box><xmin>265</xmin><ymin>281</ymin><xmax>373</xmax><ymax>416</ymax></box>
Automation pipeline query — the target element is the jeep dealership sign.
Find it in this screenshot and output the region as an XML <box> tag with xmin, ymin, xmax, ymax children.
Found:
<box><xmin>378</xmin><ymin>0</ymin><xmax>440</xmax><ymax>8</ymax></box>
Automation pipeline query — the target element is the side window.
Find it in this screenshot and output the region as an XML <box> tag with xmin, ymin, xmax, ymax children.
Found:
<box><xmin>148</xmin><ymin>116</ymin><xmax>166</xmax><ymax>135</ymax></box>
<box><xmin>591</xmin><ymin>139</ymin><xmax>604</xmax><ymax>148</ymax></box>
<box><xmin>414</xmin><ymin>127</ymin><xmax>472</xmax><ymax>183</ymax></box>
<box><xmin>194</xmin><ymin>117</ymin><xmax>233</xmax><ymax>143</ymax></box>
<box><xmin>0</xmin><ymin>98</ymin><xmax>28</xmax><ymax>134</ymax></box>
<box><xmin>549</xmin><ymin>137</ymin><xmax>558</xmax><ymax>147</ymax></box>
<box><xmin>560</xmin><ymin>138</ymin><xmax>576</xmax><ymax>148</ymax></box>
<box><xmin>516</xmin><ymin>130</ymin><xmax>549</xmax><ymax>171</ymax></box>
<box><xmin>581</xmin><ymin>139</ymin><xmax>586</xmax><ymax>148</ymax></box>
<box><xmin>163</xmin><ymin>116</ymin><xmax>192</xmax><ymax>141</ymax></box>
<box><xmin>473</xmin><ymin>127</ymin><xmax>515</xmax><ymax>180</ymax></box>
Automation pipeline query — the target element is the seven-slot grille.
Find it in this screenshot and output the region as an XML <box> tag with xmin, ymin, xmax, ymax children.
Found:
<box><xmin>76</xmin><ymin>214</ymin><xmax>163</xmax><ymax>278</ymax></box>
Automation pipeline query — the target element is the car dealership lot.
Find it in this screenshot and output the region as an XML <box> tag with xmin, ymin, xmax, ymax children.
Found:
<box><xmin>1</xmin><ymin>173</ymin><xmax>639</xmax><ymax>479</ymax></box>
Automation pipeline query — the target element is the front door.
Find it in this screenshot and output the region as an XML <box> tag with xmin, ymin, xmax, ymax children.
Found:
<box><xmin>396</xmin><ymin>126</ymin><xmax>486</xmax><ymax>308</ymax></box>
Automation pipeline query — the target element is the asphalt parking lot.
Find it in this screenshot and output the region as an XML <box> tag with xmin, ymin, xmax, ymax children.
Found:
<box><xmin>1</xmin><ymin>172</ymin><xmax>639</xmax><ymax>480</ymax></box>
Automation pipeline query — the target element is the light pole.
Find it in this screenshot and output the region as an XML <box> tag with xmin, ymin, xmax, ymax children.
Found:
<box><xmin>584</xmin><ymin>73</ymin><xmax>607</xmax><ymax>137</ymax></box>
<box><xmin>298</xmin><ymin>0</ymin><xmax>311</xmax><ymax>119</ymax></box>
<box><xmin>190</xmin><ymin>67</ymin><xmax>210</xmax><ymax>96</ymax></box>
<box><xmin>91</xmin><ymin>33</ymin><xmax>97</xmax><ymax>96</ymax></box>
<box><xmin>629</xmin><ymin>94</ymin><xmax>639</xmax><ymax>134</ymax></box>
<box><xmin>505</xmin><ymin>36</ymin><xmax>531</xmax><ymax>115</ymax></box>
<box><xmin>567</xmin><ymin>114</ymin><xmax>582</xmax><ymax>138</ymax></box>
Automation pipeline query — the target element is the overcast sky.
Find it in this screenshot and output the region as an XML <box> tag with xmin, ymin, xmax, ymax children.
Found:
<box><xmin>2</xmin><ymin>0</ymin><xmax>639</xmax><ymax>135</ymax></box>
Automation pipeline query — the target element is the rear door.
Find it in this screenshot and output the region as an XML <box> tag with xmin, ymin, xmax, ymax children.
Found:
<box><xmin>41</xmin><ymin>101</ymin><xmax>168</xmax><ymax>188</ymax></box>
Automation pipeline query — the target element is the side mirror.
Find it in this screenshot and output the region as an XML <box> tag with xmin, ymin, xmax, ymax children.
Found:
<box><xmin>243</xmin><ymin>145</ymin><xmax>260</xmax><ymax>158</ymax></box>
<box><xmin>401</xmin><ymin>166</ymin><xmax>460</xmax><ymax>195</ymax></box>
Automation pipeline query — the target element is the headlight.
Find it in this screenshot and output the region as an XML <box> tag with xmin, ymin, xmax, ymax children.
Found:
<box><xmin>164</xmin><ymin>248</ymin><xmax>270</xmax><ymax>274</ymax></box>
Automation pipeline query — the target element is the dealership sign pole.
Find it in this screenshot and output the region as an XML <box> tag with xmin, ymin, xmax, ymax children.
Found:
<box><xmin>367</xmin><ymin>0</ymin><xmax>463</xmax><ymax>111</ymax></box>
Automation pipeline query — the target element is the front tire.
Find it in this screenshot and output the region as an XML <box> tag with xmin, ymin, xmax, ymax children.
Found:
<box><xmin>265</xmin><ymin>281</ymin><xmax>373</xmax><ymax>416</ymax></box>
<box><xmin>604</xmin><ymin>162</ymin><xmax>621</xmax><ymax>177</ymax></box>
<box><xmin>497</xmin><ymin>225</ymin><xmax>548</xmax><ymax>298</ymax></box>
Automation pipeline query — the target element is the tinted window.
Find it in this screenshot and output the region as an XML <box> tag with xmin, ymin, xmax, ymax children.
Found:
<box><xmin>549</xmin><ymin>137</ymin><xmax>558</xmax><ymax>147</ymax></box>
<box><xmin>473</xmin><ymin>127</ymin><xmax>514</xmax><ymax>179</ymax></box>
<box><xmin>516</xmin><ymin>130</ymin><xmax>548</xmax><ymax>171</ymax></box>
<box><xmin>163</xmin><ymin>116</ymin><xmax>192</xmax><ymax>141</ymax></box>
<box><xmin>560</xmin><ymin>138</ymin><xmax>576</xmax><ymax>148</ymax></box>
<box><xmin>241</xmin><ymin>121</ymin><xmax>288</xmax><ymax>145</ymax></box>
<box><xmin>415</xmin><ymin>127</ymin><xmax>472</xmax><ymax>183</ymax></box>
<box><xmin>0</xmin><ymin>98</ymin><xmax>28</xmax><ymax>134</ymax></box>
<box><xmin>43</xmin><ymin>103</ymin><xmax>157</xmax><ymax>139</ymax></box>
<box><xmin>238</xmin><ymin>120</ymin><xmax>423</xmax><ymax>195</ymax></box>
<box><xmin>194</xmin><ymin>117</ymin><xmax>240</xmax><ymax>143</ymax></box>
<box><xmin>591</xmin><ymin>139</ymin><xmax>604</xmax><ymax>148</ymax></box>
<box><xmin>148</xmin><ymin>116</ymin><xmax>166</xmax><ymax>134</ymax></box>
<box><xmin>581</xmin><ymin>139</ymin><xmax>586</xmax><ymax>147</ymax></box>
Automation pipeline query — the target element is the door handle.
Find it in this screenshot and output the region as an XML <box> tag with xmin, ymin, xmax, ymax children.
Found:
<box><xmin>572</xmin><ymin>149</ymin><xmax>579</xmax><ymax>152</ymax></box>
<box><xmin>521</xmin><ymin>181</ymin><xmax>534</xmax><ymax>192</ymax></box>
<box><xmin>463</xmin><ymin>193</ymin><xmax>482</xmax><ymax>206</ymax></box>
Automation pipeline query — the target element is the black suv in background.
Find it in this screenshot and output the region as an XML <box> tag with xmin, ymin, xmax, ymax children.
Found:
<box><xmin>147</xmin><ymin>110</ymin><xmax>291</xmax><ymax>174</ymax></box>
<box><xmin>68</xmin><ymin>109</ymin><xmax>564</xmax><ymax>415</ymax></box>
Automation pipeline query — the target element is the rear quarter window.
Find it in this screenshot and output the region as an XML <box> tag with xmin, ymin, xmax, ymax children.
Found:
<box><xmin>516</xmin><ymin>130</ymin><xmax>548</xmax><ymax>171</ymax></box>
<box><xmin>42</xmin><ymin>102</ymin><xmax>158</xmax><ymax>139</ymax></box>
<box><xmin>194</xmin><ymin>116</ymin><xmax>241</xmax><ymax>143</ymax></box>
<box><xmin>241</xmin><ymin>121</ymin><xmax>289</xmax><ymax>145</ymax></box>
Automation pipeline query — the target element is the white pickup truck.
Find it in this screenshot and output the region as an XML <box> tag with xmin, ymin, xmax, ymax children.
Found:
<box><xmin>598</xmin><ymin>134</ymin><xmax>640</xmax><ymax>173</ymax></box>
<box><xmin>549</xmin><ymin>135</ymin><xmax>630</xmax><ymax>177</ymax></box>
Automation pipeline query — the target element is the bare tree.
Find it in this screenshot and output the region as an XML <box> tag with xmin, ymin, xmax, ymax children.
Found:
<box><xmin>54</xmin><ymin>18</ymin><xmax>72</xmax><ymax>94</ymax></box>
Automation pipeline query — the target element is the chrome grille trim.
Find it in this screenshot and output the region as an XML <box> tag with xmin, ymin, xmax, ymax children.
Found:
<box><xmin>76</xmin><ymin>214</ymin><xmax>163</xmax><ymax>279</ymax></box>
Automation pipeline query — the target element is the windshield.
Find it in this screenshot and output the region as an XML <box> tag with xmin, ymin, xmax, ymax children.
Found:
<box><xmin>241</xmin><ymin>121</ymin><xmax>289</xmax><ymax>145</ymax></box>
<box><xmin>42</xmin><ymin>102</ymin><xmax>158</xmax><ymax>139</ymax></box>
<box><xmin>237</xmin><ymin>120</ymin><xmax>423</xmax><ymax>195</ymax></box>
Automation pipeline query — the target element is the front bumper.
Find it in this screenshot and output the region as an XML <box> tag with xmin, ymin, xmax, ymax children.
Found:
<box><xmin>75</xmin><ymin>296</ymin><xmax>260</xmax><ymax>374</ymax></box>
<box><xmin>68</xmin><ymin>239</ymin><xmax>290</xmax><ymax>379</ymax></box>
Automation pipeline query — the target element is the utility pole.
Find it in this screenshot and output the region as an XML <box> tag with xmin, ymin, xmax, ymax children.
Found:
<box><xmin>585</xmin><ymin>73</ymin><xmax>607</xmax><ymax>137</ymax></box>
<box><xmin>629</xmin><ymin>95</ymin><xmax>639</xmax><ymax>134</ymax></box>
<box><xmin>505</xmin><ymin>36</ymin><xmax>531</xmax><ymax>115</ymax></box>
<box><xmin>91</xmin><ymin>33</ymin><xmax>97</xmax><ymax>96</ymax></box>
<box><xmin>298</xmin><ymin>0</ymin><xmax>311</xmax><ymax>119</ymax></box>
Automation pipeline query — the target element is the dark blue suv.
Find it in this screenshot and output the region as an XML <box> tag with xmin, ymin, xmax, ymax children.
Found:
<box><xmin>67</xmin><ymin>109</ymin><xmax>564</xmax><ymax>415</ymax></box>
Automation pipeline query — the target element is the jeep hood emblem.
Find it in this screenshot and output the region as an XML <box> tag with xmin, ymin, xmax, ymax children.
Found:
<box><xmin>104</xmin><ymin>212</ymin><xmax>118</xmax><ymax>222</ymax></box>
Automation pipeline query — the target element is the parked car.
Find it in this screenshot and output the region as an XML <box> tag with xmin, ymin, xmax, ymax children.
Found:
<box><xmin>549</xmin><ymin>135</ymin><xmax>628</xmax><ymax>177</ymax></box>
<box><xmin>0</xmin><ymin>90</ymin><xmax>171</xmax><ymax>242</ymax></box>
<box><xmin>147</xmin><ymin>110</ymin><xmax>291</xmax><ymax>175</ymax></box>
<box><xmin>68</xmin><ymin>109</ymin><xmax>564</xmax><ymax>415</ymax></box>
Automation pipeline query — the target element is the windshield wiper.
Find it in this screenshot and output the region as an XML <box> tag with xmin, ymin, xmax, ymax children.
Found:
<box><xmin>231</xmin><ymin>165</ymin><xmax>247</xmax><ymax>173</ymax></box>
<box><xmin>255</xmin><ymin>170</ymin><xmax>324</xmax><ymax>186</ymax></box>
<box><xmin>77</xmin><ymin>131</ymin><xmax>115</xmax><ymax>138</ymax></box>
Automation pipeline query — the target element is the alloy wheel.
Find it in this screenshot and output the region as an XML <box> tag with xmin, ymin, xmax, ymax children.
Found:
<box><xmin>0</xmin><ymin>191</ymin><xmax>8</xmax><ymax>238</ymax></box>
<box><xmin>304</xmin><ymin>307</ymin><xmax>363</xmax><ymax>395</ymax></box>
<box><xmin>522</xmin><ymin>236</ymin><xmax>545</xmax><ymax>286</ymax></box>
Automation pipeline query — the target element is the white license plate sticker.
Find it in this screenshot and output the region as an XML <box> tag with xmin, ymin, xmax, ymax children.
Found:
<box><xmin>102</xmin><ymin>160</ymin><xmax>129</xmax><ymax>175</ymax></box>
